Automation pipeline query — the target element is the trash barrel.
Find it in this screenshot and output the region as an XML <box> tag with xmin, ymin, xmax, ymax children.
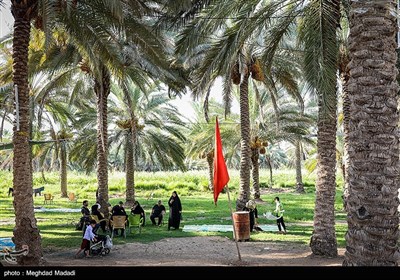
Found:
<box><xmin>232</xmin><ymin>211</ymin><xmax>250</xmax><ymax>241</ymax></box>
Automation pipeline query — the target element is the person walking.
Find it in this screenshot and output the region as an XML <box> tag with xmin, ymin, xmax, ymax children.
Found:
<box><xmin>274</xmin><ymin>196</ymin><xmax>287</xmax><ymax>234</ymax></box>
<box><xmin>75</xmin><ymin>219</ymin><xmax>97</xmax><ymax>258</ymax></box>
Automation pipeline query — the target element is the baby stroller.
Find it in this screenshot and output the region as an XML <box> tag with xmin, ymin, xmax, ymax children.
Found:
<box><xmin>90</xmin><ymin>235</ymin><xmax>112</xmax><ymax>256</ymax></box>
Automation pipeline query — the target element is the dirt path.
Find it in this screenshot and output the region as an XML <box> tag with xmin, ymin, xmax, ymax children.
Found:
<box><xmin>35</xmin><ymin>236</ymin><xmax>344</xmax><ymax>267</ymax></box>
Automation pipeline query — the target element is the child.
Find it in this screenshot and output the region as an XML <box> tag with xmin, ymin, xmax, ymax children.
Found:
<box><xmin>75</xmin><ymin>219</ymin><xmax>97</xmax><ymax>258</ymax></box>
<box><xmin>274</xmin><ymin>196</ymin><xmax>287</xmax><ymax>234</ymax></box>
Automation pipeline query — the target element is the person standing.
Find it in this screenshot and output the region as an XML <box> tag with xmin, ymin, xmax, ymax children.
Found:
<box><xmin>168</xmin><ymin>191</ymin><xmax>182</xmax><ymax>230</ymax></box>
<box><xmin>150</xmin><ymin>200</ymin><xmax>166</xmax><ymax>226</ymax></box>
<box><xmin>274</xmin><ymin>196</ymin><xmax>287</xmax><ymax>234</ymax></box>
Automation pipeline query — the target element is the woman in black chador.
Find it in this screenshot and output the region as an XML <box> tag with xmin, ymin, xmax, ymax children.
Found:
<box><xmin>168</xmin><ymin>191</ymin><xmax>182</xmax><ymax>230</ymax></box>
<box><xmin>131</xmin><ymin>201</ymin><xmax>146</xmax><ymax>226</ymax></box>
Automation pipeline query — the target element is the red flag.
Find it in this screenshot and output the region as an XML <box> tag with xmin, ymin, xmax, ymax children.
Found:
<box><xmin>213</xmin><ymin>117</ymin><xmax>230</xmax><ymax>205</ymax></box>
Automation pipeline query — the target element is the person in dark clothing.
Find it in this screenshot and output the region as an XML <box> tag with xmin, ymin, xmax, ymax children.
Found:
<box><xmin>243</xmin><ymin>200</ymin><xmax>262</xmax><ymax>232</ymax></box>
<box><xmin>81</xmin><ymin>200</ymin><xmax>91</xmax><ymax>217</ymax></box>
<box><xmin>110</xmin><ymin>201</ymin><xmax>128</xmax><ymax>236</ymax></box>
<box><xmin>168</xmin><ymin>191</ymin><xmax>182</xmax><ymax>230</ymax></box>
<box><xmin>91</xmin><ymin>203</ymin><xmax>107</xmax><ymax>233</ymax></box>
<box><xmin>150</xmin><ymin>200</ymin><xmax>166</xmax><ymax>226</ymax></box>
<box><xmin>131</xmin><ymin>201</ymin><xmax>145</xmax><ymax>226</ymax></box>
<box><xmin>77</xmin><ymin>200</ymin><xmax>91</xmax><ymax>231</ymax></box>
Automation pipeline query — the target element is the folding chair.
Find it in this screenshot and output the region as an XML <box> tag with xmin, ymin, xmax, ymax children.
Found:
<box><xmin>128</xmin><ymin>214</ymin><xmax>143</xmax><ymax>234</ymax></box>
<box><xmin>110</xmin><ymin>216</ymin><xmax>127</xmax><ymax>238</ymax></box>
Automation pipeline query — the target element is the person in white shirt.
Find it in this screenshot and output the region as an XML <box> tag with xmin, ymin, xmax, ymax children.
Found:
<box><xmin>75</xmin><ymin>219</ymin><xmax>97</xmax><ymax>258</ymax></box>
<box><xmin>274</xmin><ymin>196</ymin><xmax>287</xmax><ymax>234</ymax></box>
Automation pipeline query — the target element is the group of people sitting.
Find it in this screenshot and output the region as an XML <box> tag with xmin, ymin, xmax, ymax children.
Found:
<box><xmin>77</xmin><ymin>191</ymin><xmax>183</xmax><ymax>237</ymax></box>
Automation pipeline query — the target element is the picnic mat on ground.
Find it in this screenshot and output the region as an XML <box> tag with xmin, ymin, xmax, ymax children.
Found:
<box><xmin>182</xmin><ymin>224</ymin><xmax>278</xmax><ymax>232</ymax></box>
<box><xmin>0</xmin><ymin>237</ymin><xmax>15</xmax><ymax>251</ymax></box>
<box><xmin>33</xmin><ymin>208</ymin><xmax>81</xmax><ymax>213</ymax></box>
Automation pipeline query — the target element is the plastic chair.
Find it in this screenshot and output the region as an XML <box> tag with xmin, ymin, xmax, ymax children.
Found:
<box><xmin>110</xmin><ymin>216</ymin><xmax>127</xmax><ymax>238</ymax></box>
<box><xmin>90</xmin><ymin>214</ymin><xmax>110</xmax><ymax>234</ymax></box>
<box><xmin>44</xmin><ymin>193</ymin><xmax>54</xmax><ymax>205</ymax></box>
<box><xmin>128</xmin><ymin>214</ymin><xmax>143</xmax><ymax>234</ymax></box>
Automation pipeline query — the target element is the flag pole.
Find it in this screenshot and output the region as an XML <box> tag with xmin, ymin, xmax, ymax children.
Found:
<box><xmin>225</xmin><ymin>184</ymin><xmax>242</xmax><ymax>261</ymax></box>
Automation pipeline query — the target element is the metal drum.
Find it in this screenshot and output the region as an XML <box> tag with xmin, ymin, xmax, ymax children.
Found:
<box><xmin>232</xmin><ymin>211</ymin><xmax>250</xmax><ymax>241</ymax></box>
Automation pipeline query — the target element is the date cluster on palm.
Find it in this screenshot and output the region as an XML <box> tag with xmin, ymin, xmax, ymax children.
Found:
<box><xmin>230</xmin><ymin>58</ymin><xmax>264</xmax><ymax>85</ymax></box>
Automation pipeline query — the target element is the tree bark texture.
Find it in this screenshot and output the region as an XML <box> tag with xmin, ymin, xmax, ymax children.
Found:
<box><xmin>295</xmin><ymin>138</ymin><xmax>305</xmax><ymax>193</ymax></box>
<box><xmin>94</xmin><ymin>65</ymin><xmax>110</xmax><ymax>218</ymax></box>
<box><xmin>310</xmin><ymin>95</ymin><xmax>338</xmax><ymax>257</ymax></box>
<box><xmin>251</xmin><ymin>147</ymin><xmax>260</xmax><ymax>199</ymax></box>
<box><xmin>236</xmin><ymin>68</ymin><xmax>251</xmax><ymax>210</ymax></box>
<box><xmin>344</xmin><ymin>0</ymin><xmax>399</xmax><ymax>266</ymax></box>
<box><xmin>125</xmin><ymin>131</ymin><xmax>135</xmax><ymax>207</ymax></box>
<box><xmin>60</xmin><ymin>142</ymin><xmax>67</xmax><ymax>198</ymax></box>
<box><xmin>11</xmin><ymin>0</ymin><xmax>43</xmax><ymax>265</ymax></box>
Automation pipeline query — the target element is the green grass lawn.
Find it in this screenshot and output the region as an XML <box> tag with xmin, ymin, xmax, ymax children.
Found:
<box><xmin>0</xmin><ymin>169</ymin><xmax>347</xmax><ymax>250</ymax></box>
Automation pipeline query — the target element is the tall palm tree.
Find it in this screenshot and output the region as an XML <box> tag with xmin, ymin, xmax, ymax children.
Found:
<box><xmin>7</xmin><ymin>0</ymin><xmax>122</xmax><ymax>264</ymax></box>
<box><xmin>175</xmin><ymin>1</ymin><xmax>305</xmax><ymax>210</ymax></box>
<box><xmin>51</xmin><ymin>0</ymin><xmax>189</xmax><ymax>215</ymax></box>
<box><xmin>10</xmin><ymin>0</ymin><xmax>43</xmax><ymax>265</ymax></box>
<box><xmin>343</xmin><ymin>0</ymin><xmax>399</xmax><ymax>266</ymax></box>
<box><xmin>109</xmin><ymin>81</ymin><xmax>187</xmax><ymax>206</ymax></box>
<box><xmin>258</xmin><ymin>101</ymin><xmax>315</xmax><ymax>189</ymax></box>
<box><xmin>296</xmin><ymin>0</ymin><xmax>340</xmax><ymax>257</ymax></box>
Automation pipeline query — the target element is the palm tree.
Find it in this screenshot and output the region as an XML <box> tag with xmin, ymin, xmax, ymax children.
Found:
<box><xmin>343</xmin><ymin>0</ymin><xmax>399</xmax><ymax>266</ymax></box>
<box><xmin>109</xmin><ymin>81</ymin><xmax>187</xmax><ymax>206</ymax></box>
<box><xmin>175</xmin><ymin>1</ymin><xmax>305</xmax><ymax>210</ymax></box>
<box><xmin>186</xmin><ymin>99</ymin><xmax>241</xmax><ymax>191</ymax></box>
<box><xmin>6</xmin><ymin>0</ymin><xmax>120</xmax><ymax>264</ymax></box>
<box><xmin>217</xmin><ymin>0</ymin><xmax>340</xmax><ymax>257</ymax></box>
<box><xmin>9</xmin><ymin>0</ymin><xmax>44</xmax><ymax>265</ymax></box>
<box><xmin>258</xmin><ymin>101</ymin><xmax>315</xmax><ymax>189</ymax></box>
<box><xmin>51</xmin><ymin>0</ymin><xmax>189</xmax><ymax>215</ymax></box>
<box><xmin>293</xmin><ymin>0</ymin><xmax>340</xmax><ymax>257</ymax></box>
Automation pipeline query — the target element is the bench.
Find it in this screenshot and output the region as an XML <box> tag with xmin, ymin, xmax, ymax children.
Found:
<box><xmin>33</xmin><ymin>186</ymin><xmax>45</xmax><ymax>197</ymax></box>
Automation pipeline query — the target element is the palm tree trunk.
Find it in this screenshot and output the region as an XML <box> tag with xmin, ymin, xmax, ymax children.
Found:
<box><xmin>340</xmin><ymin>40</ymin><xmax>350</xmax><ymax>212</ymax></box>
<box><xmin>11</xmin><ymin>0</ymin><xmax>43</xmax><ymax>265</ymax></box>
<box><xmin>60</xmin><ymin>141</ymin><xmax>67</xmax><ymax>198</ymax></box>
<box><xmin>344</xmin><ymin>0</ymin><xmax>399</xmax><ymax>266</ymax></box>
<box><xmin>236</xmin><ymin>67</ymin><xmax>251</xmax><ymax>210</ymax></box>
<box><xmin>206</xmin><ymin>151</ymin><xmax>214</xmax><ymax>191</ymax></box>
<box><xmin>251</xmin><ymin>147</ymin><xmax>260</xmax><ymax>199</ymax></box>
<box><xmin>123</xmin><ymin>86</ymin><xmax>137</xmax><ymax>207</ymax></box>
<box><xmin>309</xmin><ymin>95</ymin><xmax>338</xmax><ymax>257</ymax></box>
<box><xmin>295</xmin><ymin>138</ymin><xmax>305</xmax><ymax>193</ymax></box>
<box><xmin>94</xmin><ymin>65</ymin><xmax>110</xmax><ymax>217</ymax></box>
<box><xmin>265</xmin><ymin>156</ymin><xmax>273</xmax><ymax>187</ymax></box>
<box><xmin>125</xmin><ymin>131</ymin><xmax>135</xmax><ymax>207</ymax></box>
